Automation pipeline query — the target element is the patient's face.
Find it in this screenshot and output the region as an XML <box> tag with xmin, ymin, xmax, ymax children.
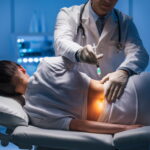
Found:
<box><xmin>0</xmin><ymin>60</ymin><xmax>29</xmax><ymax>96</ymax></box>
<box><xmin>14</xmin><ymin>66</ymin><xmax>30</xmax><ymax>95</ymax></box>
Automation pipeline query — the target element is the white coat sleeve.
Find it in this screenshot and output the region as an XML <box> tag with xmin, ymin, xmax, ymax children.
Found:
<box><xmin>54</xmin><ymin>8</ymin><xmax>83</xmax><ymax>62</ymax></box>
<box><xmin>118</xmin><ymin>19</ymin><xmax>149</xmax><ymax>73</ymax></box>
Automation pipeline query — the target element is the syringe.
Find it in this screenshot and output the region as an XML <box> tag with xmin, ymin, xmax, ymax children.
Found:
<box><xmin>93</xmin><ymin>43</ymin><xmax>102</xmax><ymax>76</ymax></box>
<box><xmin>96</xmin><ymin>62</ymin><xmax>101</xmax><ymax>76</ymax></box>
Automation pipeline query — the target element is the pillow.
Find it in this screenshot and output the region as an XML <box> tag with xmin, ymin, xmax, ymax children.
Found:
<box><xmin>0</xmin><ymin>95</ymin><xmax>29</xmax><ymax>128</ymax></box>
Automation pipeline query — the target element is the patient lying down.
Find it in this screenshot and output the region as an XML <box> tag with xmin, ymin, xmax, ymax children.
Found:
<box><xmin>0</xmin><ymin>57</ymin><xmax>149</xmax><ymax>134</ymax></box>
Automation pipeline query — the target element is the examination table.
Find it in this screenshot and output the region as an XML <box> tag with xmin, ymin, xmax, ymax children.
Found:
<box><xmin>0</xmin><ymin>96</ymin><xmax>150</xmax><ymax>150</ymax></box>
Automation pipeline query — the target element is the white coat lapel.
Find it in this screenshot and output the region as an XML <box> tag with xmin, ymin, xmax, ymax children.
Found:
<box><xmin>81</xmin><ymin>2</ymin><xmax>118</xmax><ymax>47</ymax></box>
<box><xmin>88</xmin><ymin>14</ymin><xmax>100</xmax><ymax>41</ymax></box>
<box><xmin>97</xmin><ymin>12</ymin><xmax>118</xmax><ymax>46</ymax></box>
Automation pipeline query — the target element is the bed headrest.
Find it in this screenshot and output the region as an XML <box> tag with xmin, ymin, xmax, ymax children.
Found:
<box><xmin>0</xmin><ymin>95</ymin><xmax>29</xmax><ymax>129</ymax></box>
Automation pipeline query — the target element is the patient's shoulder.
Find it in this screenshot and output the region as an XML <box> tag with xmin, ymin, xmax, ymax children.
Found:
<box><xmin>40</xmin><ymin>56</ymin><xmax>63</xmax><ymax>65</ymax></box>
<box><xmin>36</xmin><ymin>57</ymin><xmax>63</xmax><ymax>70</ymax></box>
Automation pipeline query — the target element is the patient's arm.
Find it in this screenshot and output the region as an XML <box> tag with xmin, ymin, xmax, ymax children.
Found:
<box><xmin>70</xmin><ymin>119</ymin><xmax>141</xmax><ymax>134</ymax></box>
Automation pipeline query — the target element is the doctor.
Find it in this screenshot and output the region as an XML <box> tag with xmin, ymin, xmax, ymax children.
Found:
<box><xmin>54</xmin><ymin>0</ymin><xmax>149</xmax><ymax>102</ymax></box>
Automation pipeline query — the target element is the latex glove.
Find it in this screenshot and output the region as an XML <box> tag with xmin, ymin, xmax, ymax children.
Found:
<box><xmin>77</xmin><ymin>45</ymin><xmax>103</xmax><ymax>64</ymax></box>
<box><xmin>101</xmin><ymin>70</ymin><xmax>129</xmax><ymax>103</ymax></box>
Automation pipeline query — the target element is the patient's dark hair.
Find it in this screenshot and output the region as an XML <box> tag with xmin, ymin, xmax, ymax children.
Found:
<box><xmin>0</xmin><ymin>60</ymin><xmax>20</xmax><ymax>96</ymax></box>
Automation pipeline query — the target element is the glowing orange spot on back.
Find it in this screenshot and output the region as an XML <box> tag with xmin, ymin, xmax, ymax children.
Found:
<box><xmin>94</xmin><ymin>98</ymin><xmax>105</xmax><ymax>113</ymax></box>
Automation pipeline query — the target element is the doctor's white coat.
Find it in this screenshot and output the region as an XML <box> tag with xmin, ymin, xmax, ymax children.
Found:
<box><xmin>54</xmin><ymin>1</ymin><xmax>149</xmax><ymax>79</ymax></box>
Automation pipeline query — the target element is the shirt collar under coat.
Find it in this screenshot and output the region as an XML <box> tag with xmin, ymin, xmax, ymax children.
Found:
<box><xmin>81</xmin><ymin>0</ymin><xmax>118</xmax><ymax>45</ymax></box>
<box><xmin>81</xmin><ymin>0</ymin><xmax>118</xmax><ymax>24</ymax></box>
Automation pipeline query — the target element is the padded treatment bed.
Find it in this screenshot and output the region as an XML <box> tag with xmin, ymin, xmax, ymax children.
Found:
<box><xmin>114</xmin><ymin>126</ymin><xmax>150</xmax><ymax>150</ymax></box>
<box><xmin>12</xmin><ymin>126</ymin><xmax>114</xmax><ymax>150</ymax></box>
<box><xmin>0</xmin><ymin>96</ymin><xmax>150</xmax><ymax>150</ymax></box>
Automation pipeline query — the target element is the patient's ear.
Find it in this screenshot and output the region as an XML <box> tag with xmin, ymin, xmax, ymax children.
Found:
<box><xmin>18</xmin><ymin>66</ymin><xmax>26</xmax><ymax>74</ymax></box>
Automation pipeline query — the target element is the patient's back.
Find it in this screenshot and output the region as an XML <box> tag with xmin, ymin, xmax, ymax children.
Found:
<box><xmin>24</xmin><ymin>57</ymin><xmax>91</xmax><ymax>130</ymax></box>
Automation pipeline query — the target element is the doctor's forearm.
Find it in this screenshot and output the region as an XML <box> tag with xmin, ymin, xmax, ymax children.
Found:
<box><xmin>70</xmin><ymin>119</ymin><xmax>141</xmax><ymax>134</ymax></box>
<box><xmin>54</xmin><ymin>10</ymin><xmax>83</xmax><ymax>61</ymax></box>
<box><xmin>55</xmin><ymin>39</ymin><xmax>82</xmax><ymax>62</ymax></box>
<box><xmin>119</xmin><ymin>50</ymin><xmax>149</xmax><ymax>73</ymax></box>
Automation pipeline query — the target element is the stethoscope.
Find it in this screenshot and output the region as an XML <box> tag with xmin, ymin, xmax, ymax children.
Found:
<box><xmin>77</xmin><ymin>3</ymin><xmax>124</xmax><ymax>53</ymax></box>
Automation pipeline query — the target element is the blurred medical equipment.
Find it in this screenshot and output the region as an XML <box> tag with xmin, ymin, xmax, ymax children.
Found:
<box><xmin>77</xmin><ymin>3</ymin><xmax>124</xmax><ymax>53</ymax></box>
<box><xmin>17</xmin><ymin>35</ymin><xmax>54</xmax><ymax>75</ymax></box>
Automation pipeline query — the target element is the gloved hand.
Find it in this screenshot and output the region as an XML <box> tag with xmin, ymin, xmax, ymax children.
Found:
<box><xmin>76</xmin><ymin>45</ymin><xmax>103</xmax><ymax>64</ymax></box>
<box><xmin>100</xmin><ymin>70</ymin><xmax>129</xmax><ymax>103</ymax></box>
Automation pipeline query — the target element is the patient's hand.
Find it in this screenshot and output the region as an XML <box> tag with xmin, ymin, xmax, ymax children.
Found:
<box><xmin>125</xmin><ymin>124</ymin><xmax>143</xmax><ymax>131</ymax></box>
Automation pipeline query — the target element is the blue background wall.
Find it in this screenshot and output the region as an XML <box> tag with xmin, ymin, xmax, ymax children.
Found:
<box><xmin>132</xmin><ymin>0</ymin><xmax>150</xmax><ymax>71</ymax></box>
<box><xmin>0</xmin><ymin>0</ymin><xmax>149</xmax><ymax>70</ymax></box>
<box><xmin>0</xmin><ymin>0</ymin><xmax>12</xmax><ymax>60</ymax></box>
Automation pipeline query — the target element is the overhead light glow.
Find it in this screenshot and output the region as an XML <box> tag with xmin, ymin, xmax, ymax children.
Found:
<box><xmin>17</xmin><ymin>58</ymin><xmax>22</xmax><ymax>63</ymax></box>
<box><xmin>28</xmin><ymin>58</ymin><xmax>33</xmax><ymax>63</ymax></box>
<box><xmin>23</xmin><ymin>58</ymin><xmax>28</xmax><ymax>63</ymax></box>
<box><xmin>34</xmin><ymin>58</ymin><xmax>39</xmax><ymax>63</ymax></box>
